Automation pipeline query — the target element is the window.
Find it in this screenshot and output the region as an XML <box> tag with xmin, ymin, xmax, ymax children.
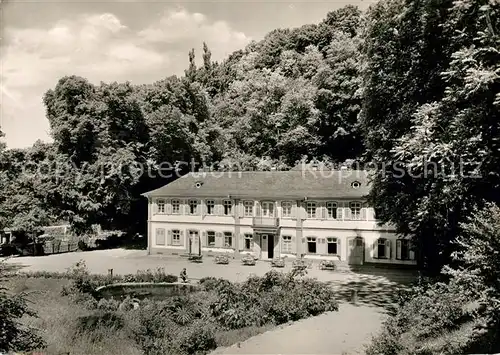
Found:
<box><xmin>307</xmin><ymin>237</ymin><xmax>317</xmax><ymax>253</ymax></box>
<box><xmin>207</xmin><ymin>231</ymin><xmax>216</xmax><ymax>247</ymax></box>
<box><xmin>306</xmin><ymin>202</ymin><xmax>317</xmax><ymax>218</ymax></box>
<box><xmin>281</xmin><ymin>201</ymin><xmax>292</xmax><ymax>218</ymax></box>
<box><xmin>377</xmin><ymin>238</ymin><xmax>387</xmax><ymax>258</ymax></box>
<box><xmin>282</xmin><ymin>235</ymin><xmax>292</xmax><ymax>253</ymax></box>
<box><xmin>172</xmin><ymin>229</ymin><xmax>181</xmax><ymax>246</ymax></box>
<box><xmin>327</xmin><ymin>237</ymin><xmax>338</xmax><ymax>255</ymax></box>
<box><xmin>244</xmin><ymin>201</ymin><xmax>254</xmax><ymax>217</ymax></box>
<box><xmin>188</xmin><ymin>199</ymin><xmax>198</xmax><ymax>215</ymax></box>
<box><xmin>224</xmin><ymin>232</ymin><xmax>233</xmax><ymax>248</ymax></box>
<box><xmin>155</xmin><ymin>228</ymin><xmax>165</xmax><ymax>245</ymax></box>
<box><xmin>244</xmin><ymin>234</ymin><xmax>253</xmax><ymax>250</ymax></box>
<box><xmin>261</xmin><ymin>202</ymin><xmax>274</xmax><ymax>217</ymax></box>
<box><xmin>397</xmin><ymin>239</ymin><xmax>414</xmax><ymax>260</ymax></box>
<box><xmin>350</xmin><ymin>202</ymin><xmax>362</xmax><ymax>220</ymax></box>
<box><xmin>351</xmin><ymin>181</ymin><xmax>361</xmax><ymax>189</ymax></box>
<box><xmin>326</xmin><ymin>202</ymin><xmax>338</xmax><ymax>219</ymax></box>
<box><xmin>223</xmin><ymin>200</ymin><xmax>232</xmax><ymax>215</ymax></box>
<box><xmin>172</xmin><ymin>200</ymin><xmax>180</xmax><ymax>214</ymax></box>
<box><xmin>157</xmin><ymin>199</ymin><xmax>165</xmax><ymax>214</ymax></box>
<box><xmin>206</xmin><ymin>200</ymin><xmax>215</xmax><ymax>215</ymax></box>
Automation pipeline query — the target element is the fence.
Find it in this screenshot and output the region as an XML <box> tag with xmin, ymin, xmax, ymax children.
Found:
<box><xmin>42</xmin><ymin>240</ymin><xmax>79</xmax><ymax>255</ymax></box>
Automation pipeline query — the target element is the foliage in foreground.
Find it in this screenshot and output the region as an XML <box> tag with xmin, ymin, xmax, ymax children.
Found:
<box><xmin>0</xmin><ymin>261</ymin><xmax>45</xmax><ymax>353</ymax></box>
<box><xmin>58</xmin><ymin>263</ymin><xmax>338</xmax><ymax>355</ymax></box>
<box><xmin>366</xmin><ymin>203</ymin><xmax>500</xmax><ymax>355</ymax></box>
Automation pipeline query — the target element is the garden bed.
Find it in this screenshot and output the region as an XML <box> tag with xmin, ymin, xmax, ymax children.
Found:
<box><xmin>4</xmin><ymin>262</ymin><xmax>339</xmax><ymax>355</ymax></box>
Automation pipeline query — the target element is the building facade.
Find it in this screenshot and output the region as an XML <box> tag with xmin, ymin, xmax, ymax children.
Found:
<box><xmin>142</xmin><ymin>167</ymin><xmax>417</xmax><ymax>266</ymax></box>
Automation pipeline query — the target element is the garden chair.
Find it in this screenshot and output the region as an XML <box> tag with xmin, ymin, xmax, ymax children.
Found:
<box><xmin>214</xmin><ymin>254</ymin><xmax>230</xmax><ymax>264</ymax></box>
<box><xmin>271</xmin><ymin>257</ymin><xmax>285</xmax><ymax>268</ymax></box>
<box><xmin>241</xmin><ymin>254</ymin><xmax>256</xmax><ymax>266</ymax></box>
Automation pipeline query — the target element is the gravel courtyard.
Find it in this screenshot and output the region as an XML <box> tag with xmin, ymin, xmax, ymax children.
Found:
<box><xmin>4</xmin><ymin>249</ymin><xmax>414</xmax><ymax>354</ymax></box>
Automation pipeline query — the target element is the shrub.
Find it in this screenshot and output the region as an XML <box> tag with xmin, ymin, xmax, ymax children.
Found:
<box><xmin>173</xmin><ymin>320</ymin><xmax>217</xmax><ymax>355</ymax></box>
<box><xmin>77</xmin><ymin>240</ymin><xmax>89</xmax><ymax>251</ymax></box>
<box><xmin>76</xmin><ymin>311</ymin><xmax>125</xmax><ymax>342</ymax></box>
<box><xmin>367</xmin><ymin>203</ymin><xmax>500</xmax><ymax>355</ymax></box>
<box><xmin>199</xmin><ymin>277</ymin><xmax>232</xmax><ymax>291</ymax></box>
<box><xmin>205</xmin><ymin>270</ymin><xmax>339</xmax><ymax>329</ymax></box>
<box><xmin>0</xmin><ymin>261</ymin><xmax>45</xmax><ymax>353</ymax></box>
<box><xmin>97</xmin><ymin>298</ymin><xmax>121</xmax><ymax>312</ymax></box>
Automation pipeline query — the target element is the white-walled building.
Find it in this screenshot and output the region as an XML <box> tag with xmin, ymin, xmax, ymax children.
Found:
<box><xmin>142</xmin><ymin>165</ymin><xmax>416</xmax><ymax>266</ymax></box>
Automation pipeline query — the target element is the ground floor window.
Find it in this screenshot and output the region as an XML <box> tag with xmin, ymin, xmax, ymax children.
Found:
<box><xmin>397</xmin><ymin>239</ymin><xmax>414</xmax><ymax>260</ymax></box>
<box><xmin>307</xmin><ymin>237</ymin><xmax>317</xmax><ymax>254</ymax></box>
<box><xmin>327</xmin><ymin>237</ymin><xmax>338</xmax><ymax>255</ymax></box>
<box><xmin>377</xmin><ymin>238</ymin><xmax>390</xmax><ymax>258</ymax></box>
<box><xmin>282</xmin><ymin>235</ymin><xmax>292</xmax><ymax>253</ymax></box>
<box><xmin>244</xmin><ymin>234</ymin><xmax>253</xmax><ymax>250</ymax></box>
<box><xmin>172</xmin><ymin>230</ymin><xmax>181</xmax><ymax>246</ymax></box>
<box><xmin>224</xmin><ymin>232</ymin><xmax>233</xmax><ymax>248</ymax></box>
<box><xmin>207</xmin><ymin>231</ymin><xmax>215</xmax><ymax>247</ymax></box>
<box><xmin>155</xmin><ymin>228</ymin><xmax>165</xmax><ymax>245</ymax></box>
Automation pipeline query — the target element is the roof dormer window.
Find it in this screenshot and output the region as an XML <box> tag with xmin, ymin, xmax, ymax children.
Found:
<box><xmin>351</xmin><ymin>181</ymin><xmax>361</xmax><ymax>189</ymax></box>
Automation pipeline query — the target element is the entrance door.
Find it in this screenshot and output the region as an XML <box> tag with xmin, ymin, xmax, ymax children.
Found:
<box><xmin>347</xmin><ymin>237</ymin><xmax>364</xmax><ymax>265</ymax></box>
<box><xmin>267</xmin><ymin>234</ymin><xmax>274</xmax><ymax>259</ymax></box>
<box><xmin>261</xmin><ymin>234</ymin><xmax>268</xmax><ymax>258</ymax></box>
<box><xmin>189</xmin><ymin>231</ymin><xmax>201</xmax><ymax>255</ymax></box>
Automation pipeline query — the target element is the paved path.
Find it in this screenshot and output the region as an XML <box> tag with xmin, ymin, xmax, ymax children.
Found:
<box><xmin>211</xmin><ymin>303</ymin><xmax>386</xmax><ymax>354</ymax></box>
<box><xmin>3</xmin><ymin>248</ymin><xmax>415</xmax><ymax>284</ymax></box>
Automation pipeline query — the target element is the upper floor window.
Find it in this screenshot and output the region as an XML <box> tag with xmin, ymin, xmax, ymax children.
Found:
<box><xmin>244</xmin><ymin>201</ymin><xmax>254</xmax><ymax>217</ymax></box>
<box><xmin>188</xmin><ymin>199</ymin><xmax>199</xmax><ymax>215</ymax></box>
<box><xmin>306</xmin><ymin>202</ymin><xmax>317</xmax><ymax>218</ymax></box>
<box><xmin>326</xmin><ymin>202</ymin><xmax>338</xmax><ymax>219</ymax></box>
<box><xmin>261</xmin><ymin>202</ymin><xmax>274</xmax><ymax>217</ymax></box>
<box><xmin>223</xmin><ymin>200</ymin><xmax>232</xmax><ymax>216</ymax></box>
<box><xmin>281</xmin><ymin>201</ymin><xmax>292</xmax><ymax>218</ymax></box>
<box><xmin>350</xmin><ymin>202</ymin><xmax>362</xmax><ymax>220</ymax></box>
<box><xmin>172</xmin><ymin>199</ymin><xmax>180</xmax><ymax>214</ymax></box>
<box><xmin>206</xmin><ymin>200</ymin><xmax>215</xmax><ymax>215</ymax></box>
<box><xmin>157</xmin><ymin>199</ymin><xmax>166</xmax><ymax>213</ymax></box>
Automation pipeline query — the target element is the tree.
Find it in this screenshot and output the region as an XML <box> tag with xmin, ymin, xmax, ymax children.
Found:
<box><xmin>42</xmin><ymin>77</ymin><xmax>152</xmax><ymax>233</ymax></box>
<box><xmin>360</xmin><ymin>0</ymin><xmax>499</xmax><ymax>274</ymax></box>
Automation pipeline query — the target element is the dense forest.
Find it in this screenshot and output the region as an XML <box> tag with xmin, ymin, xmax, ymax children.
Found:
<box><xmin>1</xmin><ymin>0</ymin><xmax>499</xmax><ymax>352</ymax></box>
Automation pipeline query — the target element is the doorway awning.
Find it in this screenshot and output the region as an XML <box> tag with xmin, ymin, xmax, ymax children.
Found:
<box><xmin>253</xmin><ymin>227</ymin><xmax>280</xmax><ymax>234</ymax></box>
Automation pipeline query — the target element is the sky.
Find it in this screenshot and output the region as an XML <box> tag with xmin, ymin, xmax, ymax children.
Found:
<box><xmin>0</xmin><ymin>0</ymin><xmax>374</xmax><ymax>149</ymax></box>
